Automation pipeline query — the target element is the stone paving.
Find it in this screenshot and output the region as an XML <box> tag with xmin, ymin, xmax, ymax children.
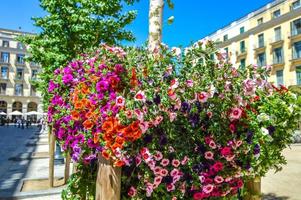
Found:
<box><xmin>0</xmin><ymin>126</ymin><xmax>65</xmax><ymax>199</ymax></box>
<box><xmin>262</xmin><ymin>144</ymin><xmax>301</xmax><ymax>200</ymax></box>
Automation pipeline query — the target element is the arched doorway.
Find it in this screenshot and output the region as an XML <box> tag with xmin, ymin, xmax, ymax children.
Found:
<box><xmin>0</xmin><ymin>101</ymin><xmax>7</xmax><ymax>113</ymax></box>
<box><xmin>12</xmin><ymin>101</ymin><xmax>23</xmax><ymax>121</ymax></box>
<box><xmin>27</xmin><ymin>102</ymin><xmax>38</xmax><ymax>122</ymax></box>
<box><xmin>12</xmin><ymin>101</ymin><xmax>22</xmax><ymax>112</ymax></box>
<box><xmin>0</xmin><ymin>101</ymin><xmax>7</xmax><ymax>125</ymax></box>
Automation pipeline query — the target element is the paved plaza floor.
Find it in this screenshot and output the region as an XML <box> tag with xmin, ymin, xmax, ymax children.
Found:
<box><xmin>0</xmin><ymin>126</ymin><xmax>64</xmax><ymax>199</ymax></box>
<box><xmin>262</xmin><ymin>144</ymin><xmax>301</xmax><ymax>200</ymax></box>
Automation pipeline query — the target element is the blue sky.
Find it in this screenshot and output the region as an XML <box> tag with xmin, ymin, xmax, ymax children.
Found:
<box><xmin>0</xmin><ymin>0</ymin><xmax>273</xmax><ymax>47</ymax></box>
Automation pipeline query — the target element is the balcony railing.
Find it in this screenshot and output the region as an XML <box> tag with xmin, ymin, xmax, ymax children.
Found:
<box><xmin>15</xmin><ymin>75</ymin><xmax>24</xmax><ymax>81</ymax></box>
<box><xmin>0</xmin><ymin>90</ymin><xmax>6</xmax><ymax>95</ymax></box>
<box><xmin>236</xmin><ymin>48</ymin><xmax>247</xmax><ymax>56</ymax></box>
<box><xmin>15</xmin><ymin>60</ymin><xmax>25</xmax><ymax>65</ymax></box>
<box><xmin>273</xmin><ymin>57</ymin><xmax>284</xmax><ymax>64</ymax></box>
<box><xmin>30</xmin><ymin>62</ymin><xmax>40</xmax><ymax>68</ymax></box>
<box><xmin>0</xmin><ymin>58</ymin><xmax>10</xmax><ymax>64</ymax></box>
<box><xmin>254</xmin><ymin>42</ymin><xmax>266</xmax><ymax>49</ymax></box>
<box><xmin>292</xmin><ymin>50</ymin><xmax>301</xmax><ymax>60</ymax></box>
<box><xmin>0</xmin><ymin>75</ymin><xmax>8</xmax><ymax>80</ymax></box>
<box><xmin>270</xmin><ymin>35</ymin><xmax>283</xmax><ymax>43</ymax></box>
<box><xmin>15</xmin><ymin>92</ymin><xmax>23</xmax><ymax>96</ymax></box>
<box><xmin>291</xmin><ymin>29</ymin><xmax>301</xmax><ymax>37</ymax></box>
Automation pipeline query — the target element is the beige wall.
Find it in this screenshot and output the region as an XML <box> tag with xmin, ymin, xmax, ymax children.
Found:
<box><xmin>0</xmin><ymin>28</ymin><xmax>43</xmax><ymax>118</ymax></box>
<box><xmin>203</xmin><ymin>0</ymin><xmax>301</xmax><ymax>87</ymax></box>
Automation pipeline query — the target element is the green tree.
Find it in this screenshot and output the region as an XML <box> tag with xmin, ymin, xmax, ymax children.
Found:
<box><xmin>19</xmin><ymin>0</ymin><xmax>137</xmax><ymax>108</ymax></box>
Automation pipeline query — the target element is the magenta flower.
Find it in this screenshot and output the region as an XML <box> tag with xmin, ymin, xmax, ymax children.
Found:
<box><xmin>62</xmin><ymin>74</ymin><xmax>73</xmax><ymax>84</ymax></box>
<box><xmin>96</xmin><ymin>80</ymin><xmax>109</xmax><ymax>92</ymax></box>
<box><xmin>230</xmin><ymin>107</ymin><xmax>243</xmax><ymax>121</ymax></box>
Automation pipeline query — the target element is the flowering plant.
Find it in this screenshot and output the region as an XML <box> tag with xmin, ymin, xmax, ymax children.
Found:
<box><xmin>48</xmin><ymin>41</ymin><xmax>301</xmax><ymax>200</ymax></box>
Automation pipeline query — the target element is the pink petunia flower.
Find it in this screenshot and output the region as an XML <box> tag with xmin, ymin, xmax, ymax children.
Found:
<box><xmin>204</xmin><ymin>151</ymin><xmax>214</xmax><ymax>160</ymax></box>
<box><xmin>128</xmin><ymin>186</ymin><xmax>137</xmax><ymax>197</ymax></box>
<box><xmin>153</xmin><ymin>176</ymin><xmax>162</xmax><ymax>187</ymax></box>
<box><xmin>230</xmin><ymin>107</ymin><xmax>242</xmax><ymax>121</ymax></box>
<box><xmin>166</xmin><ymin>184</ymin><xmax>175</xmax><ymax>192</ymax></box>
<box><xmin>160</xmin><ymin>159</ymin><xmax>170</xmax><ymax>167</ymax></box>
<box><xmin>154</xmin><ymin>166</ymin><xmax>162</xmax><ymax>176</ymax></box>
<box><xmin>139</xmin><ymin>121</ymin><xmax>149</xmax><ymax>134</ymax></box>
<box><xmin>198</xmin><ymin>92</ymin><xmax>209</xmax><ymax>103</ymax></box>
<box><xmin>160</xmin><ymin>169</ymin><xmax>168</xmax><ymax>177</ymax></box>
<box><xmin>214</xmin><ymin>176</ymin><xmax>224</xmax><ymax>184</ymax></box>
<box><xmin>181</xmin><ymin>156</ymin><xmax>189</xmax><ymax>165</ymax></box>
<box><xmin>172</xmin><ymin>159</ymin><xmax>181</xmax><ymax>168</ymax></box>
<box><xmin>170</xmin><ymin>169</ymin><xmax>179</xmax><ymax>177</ymax></box>
<box><xmin>208</xmin><ymin>140</ymin><xmax>217</xmax><ymax>149</ymax></box>
<box><xmin>135</xmin><ymin>156</ymin><xmax>142</xmax><ymax>166</ymax></box>
<box><xmin>154</xmin><ymin>151</ymin><xmax>163</xmax><ymax>161</ymax></box>
<box><xmin>134</xmin><ymin>90</ymin><xmax>146</xmax><ymax>102</ymax></box>
<box><xmin>186</xmin><ymin>80</ymin><xmax>194</xmax><ymax>87</ymax></box>
<box><xmin>203</xmin><ymin>184</ymin><xmax>214</xmax><ymax>194</ymax></box>
<box><xmin>169</xmin><ymin>112</ymin><xmax>177</xmax><ymax>122</ymax></box>
<box><xmin>115</xmin><ymin>96</ymin><xmax>125</xmax><ymax>107</ymax></box>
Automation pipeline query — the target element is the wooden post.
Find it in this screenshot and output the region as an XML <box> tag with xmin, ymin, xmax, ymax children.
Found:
<box><xmin>49</xmin><ymin>129</ymin><xmax>55</xmax><ymax>187</ymax></box>
<box><xmin>244</xmin><ymin>176</ymin><xmax>261</xmax><ymax>200</ymax></box>
<box><xmin>64</xmin><ymin>153</ymin><xmax>71</xmax><ymax>184</ymax></box>
<box><xmin>95</xmin><ymin>155</ymin><xmax>121</xmax><ymax>200</ymax></box>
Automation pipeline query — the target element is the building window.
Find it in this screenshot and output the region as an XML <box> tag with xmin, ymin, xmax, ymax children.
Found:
<box><xmin>292</xmin><ymin>0</ymin><xmax>301</xmax><ymax>10</ymax></box>
<box><xmin>2</xmin><ymin>40</ymin><xmax>9</xmax><ymax>47</ymax></box>
<box><xmin>16</xmin><ymin>54</ymin><xmax>25</xmax><ymax>64</ymax></box>
<box><xmin>257</xmin><ymin>53</ymin><xmax>266</xmax><ymax>67</ymax></box>
<box><xmin>15</xmin><ymin>84</ymin><xmax>23</xmax><ymax>96</ymax></box>
<box><xmin>240</xmin><ymin>27</ymin><xmax>245</xmax><ymax>34</ymax></box>
<box><xmin>0</xmin><ymin>52</ymin><xmax>10</xmax><ymax>63</ymax></box>
<box><xmin>276</xmin><ymin>70</ymin><xmax>284</xmax><ymax>86</ymax></box>
<box><xmin>32</xmin><ymin>69</ymin><xmax>38</xmax><ymax>80</ymax></box>
<box><xmin>240</xmin><ymin>41</ymin><xmax>246</xmax><ymax>53</ymax></box>
<box><xmin>17</xmin><ymin>42</ymin><xmax>25</xmax><ymax>50</ymax></box>
<box><xmin>296</xmin><ymin>66</ymin><xmax>301</xmax><ymax>85</ymax></box>
<box><xmin>273</xmin><ymin>9</ymin><xmax>281</xmax><ymax>18</ymax></box>
<box><xmin>258</xmin><ymin>33</ymin><xmax>264</xmax><ymax>48</ymax></box>
<box><xmin>240</xmin><ymin>59</ymin><xmax>246</xmax><ymax>70</ymax></box>
<box><xmin>224</xmin><ymin>47</ymin><xmax>229</xmax><ymax>58</ymax></box>
<box><xmin>0</xmin><ymin>83</ymin><xmax>6</xmax><ymax>95</ymax></box>
<box><xmin>274</xmin><ymin>27</ymin><xmax>282</xmax><ymax>42</ymax></box>
<box><xmin>273</xmin><ymin>47</ymin><xmax>284</xmax><ymax>64</ymax></box>
<box><xmin>291</xmin><ymin>18</ymin><xmax>301</xmax><ymax>36</ymax></box>
<box><xmin>293</xmin><ymin>41</ymin><xmax>301</xmax><ymax>59</ymax></box>
<box><xmin>257</xmin><ymin>18</ymin><xmax>263</xmax><ymax>25</ymax></box>
<box><xmin>223</xmin><ymin>34</ymin><xmax>228</xmax><ymax>42</ymax></box>
<box><xmin>1</xmin><ymin>66</ymin><xmax>8</xmax><ymax>79</ymax></box>
<box><xmin>16</xmin><ymin>68</ymin><xmax>24</xmax><ymax>80</ymax></box>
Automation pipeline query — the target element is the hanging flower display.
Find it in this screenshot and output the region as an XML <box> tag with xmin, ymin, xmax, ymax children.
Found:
<box><xmin>48</xmin><ymin>41</ymin><xmax>301</xmax><ymax>199</ymax></box>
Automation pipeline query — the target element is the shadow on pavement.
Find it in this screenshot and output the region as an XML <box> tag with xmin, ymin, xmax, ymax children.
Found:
<box><xmin>0</xmin><ymin>126</ymin><xmax>41</xmax><ymax>198</ymax></box>
<box><xmin>263</xmin><ymin>193</ymin><xmax>290</xmax><ymax>200</ymax></box>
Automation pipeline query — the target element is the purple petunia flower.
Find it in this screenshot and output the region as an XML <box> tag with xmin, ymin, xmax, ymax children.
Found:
<box><xmin>96</xmin><ymin>80</ymin><xmax>109</xmax><ymax>92</ymax></box>
<box><xmin>48</xmin><ymin>80</ymin><xmax>58</xmax><ymax>92</ymax></box>
<box><xmin>62</xmin><ymin>74</ymin><xmax>74</xmax><ymax>84</ymax></box>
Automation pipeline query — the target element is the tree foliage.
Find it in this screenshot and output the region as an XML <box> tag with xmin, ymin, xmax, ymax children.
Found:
<box><xmin>19</xmin><ymin>0</ymin><xmax>137</xmax><ymax>108</ymax></box>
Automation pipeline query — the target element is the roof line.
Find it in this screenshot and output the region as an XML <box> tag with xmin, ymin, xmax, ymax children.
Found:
<box><xmin>204</xmin><ymin>0</ymin><xmax>286</xmax><ymax>38</ymax></box>
<box><xmin>0</xmin><ymin>27</ymin><xmax>36</xmax><ymax>35</ymax></box>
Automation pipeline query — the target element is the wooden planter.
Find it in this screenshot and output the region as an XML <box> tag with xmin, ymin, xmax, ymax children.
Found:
<box><xmin>95</xmin><ymin>155</ymin><xmax>121</xmax><ymax>200</ymax></box>
<box><xmin>244</xmin><ymin>176</ymin><xmax>261</xmax><ymax>200</ymax></box>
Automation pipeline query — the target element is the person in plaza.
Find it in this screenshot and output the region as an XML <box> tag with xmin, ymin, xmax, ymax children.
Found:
<box><xmin>21</xmin><ymin>118</ymin><xmax>25</xmax><ymax>129</ymax></box>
